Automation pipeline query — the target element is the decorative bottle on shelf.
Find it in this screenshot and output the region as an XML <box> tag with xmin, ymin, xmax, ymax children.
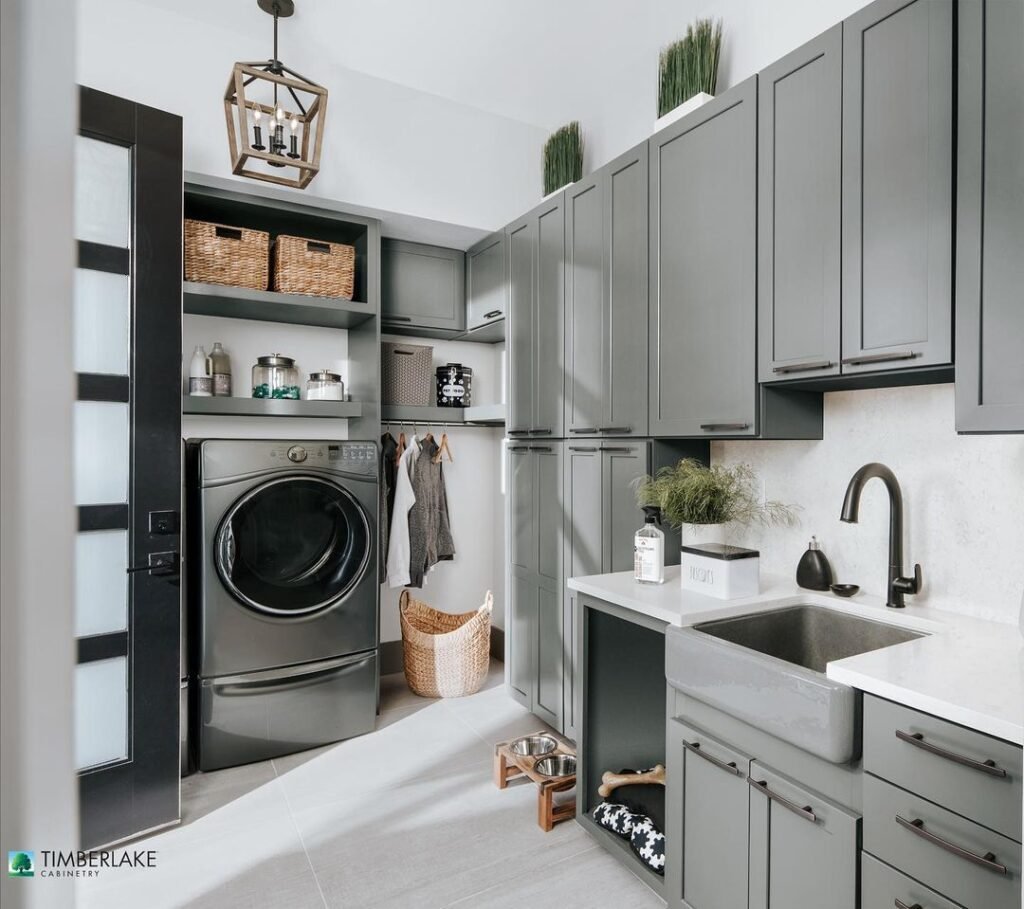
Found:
<box><xmin>796</xmin><ymin>536</ymin><xmax>834</xmax><ymax>591</ymax></box>
<box><xmin>634</xmin><ymin>506</ymin><xmax>665</xmax><ymax>585</ymax></box>
<box><xmin>210</xmin><ymin>342</ymin><xmax>232</xmax><ymax>397</ymax></box>
<box><xmin>188</xmin><ymin>345</ymin><xmax>212</xmax><ymax>396</ymax></box>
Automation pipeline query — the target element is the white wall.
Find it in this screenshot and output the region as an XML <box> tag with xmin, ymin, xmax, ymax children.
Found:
<box><xmin>713</xmin><ymin>385</ymin><xmax>1024</xmax><ymax>625</ymax></box>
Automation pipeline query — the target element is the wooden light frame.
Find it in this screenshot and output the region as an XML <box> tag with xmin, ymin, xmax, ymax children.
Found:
<box><xmin>224</xmin><ymin>62</ymin><xmax>327</xmax><ymax>190</ymax></box>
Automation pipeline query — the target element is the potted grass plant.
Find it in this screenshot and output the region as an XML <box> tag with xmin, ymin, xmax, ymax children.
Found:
<box><xmin>655</xmin><ymin>18</ymin><xmax>723</xmax><ymax>132</ymax></box>
<box><xmin>542</xmin><ymin>121</ymin><xmax>583</xmax><ymax>198</ymax></box>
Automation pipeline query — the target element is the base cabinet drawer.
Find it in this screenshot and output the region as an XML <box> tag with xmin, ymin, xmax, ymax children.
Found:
<box><xmin>862</xmin><ymin>853</ymin><xmax>964</xmax><ymax>909</ymax></box>
<box><xmin>864</xmin><ymin>774</ymin><xmax>1022</xmax><ymax>909</ymax></box>
<box><xmin>864</xmin><ymin>695</ymin><xmax>1023</xmax><ymax>841</ymax></box>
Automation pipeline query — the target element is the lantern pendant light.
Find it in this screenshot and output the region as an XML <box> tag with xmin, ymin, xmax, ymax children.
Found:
<box><xmin>224</xmin><ymin>0</ymin><xmax>328</xmax><ymax>189</ymax></box>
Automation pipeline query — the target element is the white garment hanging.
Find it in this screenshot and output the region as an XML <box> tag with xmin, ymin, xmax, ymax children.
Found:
<box><xmin>386</xmin><ymin>435</ymin><xmax>420</xmax><ymax>588</ymax></box>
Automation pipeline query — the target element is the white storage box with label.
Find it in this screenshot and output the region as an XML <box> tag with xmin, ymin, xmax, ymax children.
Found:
<box><xmin>679</xmin><ymin>543</ymin><xmax>760</xmax><ymax>600</ymax></box>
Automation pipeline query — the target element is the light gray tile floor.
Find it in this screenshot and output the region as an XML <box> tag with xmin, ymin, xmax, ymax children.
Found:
<box><xmin>76</xmin><ymin>662</ymin><xmax>662</xmax><ymax>909</ymax></box>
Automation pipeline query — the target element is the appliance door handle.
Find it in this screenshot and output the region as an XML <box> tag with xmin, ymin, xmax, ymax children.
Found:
<box><xmin>841</xmin><ymin>350</ymin><xmax>918</xmax><ymax>366</ymax></box>
<box><xmin>683</xmin><ymin>740</ymin><xmax>742</xmax><ymax>777</ymax></box>
<box><xmin>895</xmin><ymin>729</ymin><xmax>1007</xmax><ymax>777</ymax></box>
<box><xmin>212</xmin><ymin>652</ymin><xmax>375</xmax><ymax>695</ymax></box>
<box><xmin>895</xmin><ymin>815</ymin><xmax>1007</xmax><ymax>874</ymax></box>
<box><xmin>748</xmin><ymin>777</ymin><xmax>817</xmax><ymax>823</ymax></box>
<box><xmin>127</xmin><ymin>550</ymin><xmax>179</xmax><ymax>576</ymax></box>
<box><xmin>700</xmin><ymin>422</ymin><xmax>751</xmax><ymax>432</ymax></box>
<box><xmin>771</xmin><ymin>360</ymin><xmax>835</xmax><ymax>374</ymax></box>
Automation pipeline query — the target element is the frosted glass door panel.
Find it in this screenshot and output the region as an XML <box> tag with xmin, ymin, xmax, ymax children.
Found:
<box><xmin>74</xmin><ymin>268</ymin><xmax>130</xmax><ymax>375</ymax></box>
<box><xmin>74</xmin><ymin>136</ymin><xmax>131</xmax><ymax>247</ymax></box>
<box><xmin>75</xmin><ymin>530</ymin><xmax>129</xmax><ymax>636</ymax></box>
<box><xmin>74</xmin><ymin>401</ymin><xmax>129</xmax><ymax>505</ymax></box>
<box><xmin>75</xmin><ymin>657</ymin><xmax>128</xmax><ymax>770</ymax></box>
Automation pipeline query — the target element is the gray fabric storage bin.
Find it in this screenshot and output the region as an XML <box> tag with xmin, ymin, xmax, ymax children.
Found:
<box><xmin>382</xmin><ymin>341</ymin><xmax>433</xmax><ymax>405</ymax></box>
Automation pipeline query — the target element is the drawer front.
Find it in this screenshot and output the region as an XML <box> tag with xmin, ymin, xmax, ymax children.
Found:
<box><xmin>862</xmin><ymin>853</ymin><xmax>964</xmax><ymax>909</ymax></box>
<box><xmin>864</xmin><ymin>695</ymin><xmax>1022</xmax><ymax>841</ymax></box>
<box><xmin>863</xmin><ymin>774</ymin><xmax>1022</xmax><ymax>909</ymax></box>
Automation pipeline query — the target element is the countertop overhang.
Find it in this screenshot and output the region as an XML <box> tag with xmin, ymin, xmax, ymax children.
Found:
<box><xmin>568</xmin><ymin>568</ymin><xmax>1024</xmax><ymax>745</ymax></box>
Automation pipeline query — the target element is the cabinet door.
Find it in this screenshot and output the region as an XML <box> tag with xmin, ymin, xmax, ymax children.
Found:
<box><xmin>534</xmin><ymin>444</ymin><xmax>563</xmax><ymax>728</ymax></box>
<box><xmin>602</xmin><ymin>442</ymin><xmax>649</xmax><ymax>573</ymax></box>
<box><xmin>841</xmin><ymin>0</ymin><xmax>953</xmax><ymax>374</ymax></box>
<box><xmin>565</xmin><ymin>177</ymin><xmax>605</xmax><ymax>436</ymax></box>
<box><xmin>758</xmin><ymin>27</ymin><xmax>842</xmax><ymax>383</ymax></box>
<box><xmin>748</xmin><ymin>762</ymin><xmax>858</xmax><ymax>909</ymax></box>
<box><xmin>605</xmin><ymin>145</ymin><xmax>649</xmax><ymax>435</ymax></box>
<box><xmin>650</xmin><ymin>79</ymin><xmax>758</xmax><ymax>437</ymax></box>
<box><xmin>381</xmin><ymin>239</ymin><xmax>466</xmax><ymax>332</ymax></box>
<box><xmin>563</xmin><ymin>445</ymin><xmax>602</xmax><ymax>740</ymax></box>
<box><xmin>508</xmin><ymin>445</ymin><xmax>535</xmax><ymax>573</ymax></box>
<box><xmin>955</xmin><ymin>0</ymin><xmax>1024</xmax><ymax>433</ymax></box>
<box><xmin>534</xmin><ymin>198</ymin><xmax>565</xmax><ymax>437</ymax></box>
<box><xmin>666</xmin><ymin>719</ymin><xmax>751</xmax><ymax>909</ymax></box>
<box><xmin>507</xmin><ymin>217</ymin><xmax>535</xmax><ymax>435</ymax></box>
<box><xmin>508</xmin><ymin>569</ymin><xmax>535</xmax><ymax>709</ymax></box>
<box><xmin>466</xmin><ymin>230</ymin><xmax>507</xmax><ymax>331</ymax></box>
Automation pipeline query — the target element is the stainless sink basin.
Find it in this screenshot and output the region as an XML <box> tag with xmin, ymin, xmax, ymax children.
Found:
<box><xmin>666</xmin><ymin>604</ymin><xmax>925</xmax><ymax>763</ymax></box>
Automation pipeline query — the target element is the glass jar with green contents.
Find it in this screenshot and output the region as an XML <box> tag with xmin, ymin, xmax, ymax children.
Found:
<box><xmin>251</xmin><ymin>353</ymin><xmax>301</xmax><ymax>400</ymax></box>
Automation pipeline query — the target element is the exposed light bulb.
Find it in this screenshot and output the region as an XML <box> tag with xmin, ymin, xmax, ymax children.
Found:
<box><xmin>275</xmin><ymin>107</ymin><xmax>285</xmax><ymax>122</ymax></box>
<box><xmin>254</xmin><ymin>107</ymin><xmax>262</xmax><ymax>122</ymax></box>
<box><xmin>290</xmin><ymin>117</ymin><xmax>299</xmax><ymax>132</ymax></box>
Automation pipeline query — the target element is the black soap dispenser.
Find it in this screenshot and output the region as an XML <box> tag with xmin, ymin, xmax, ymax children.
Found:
<box><xmin>796</xmin><ymin>536</ymin><xmax>834</xmax><ymax>591</ymax></box>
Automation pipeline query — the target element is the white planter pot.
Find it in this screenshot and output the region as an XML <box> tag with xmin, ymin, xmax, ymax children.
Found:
<box><xmin>684</xmin><ymin>522</ymin><xmax>727</xmax><ymax>547</ymax></box>
<box><xmin>680</xmin><ymin>541</ymin><xmax>760</xmax><ymax>600</ymax></box>
<box><xmin>654</xmin><ymin>92</ymin><xmax>714</xmax><ymax>134</ymax></box>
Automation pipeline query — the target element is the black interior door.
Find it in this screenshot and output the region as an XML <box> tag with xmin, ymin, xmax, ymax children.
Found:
<box><xmin>75</xmin><ymin>86</ymin><xmax>182</xmax><ymax>848</ymax></box>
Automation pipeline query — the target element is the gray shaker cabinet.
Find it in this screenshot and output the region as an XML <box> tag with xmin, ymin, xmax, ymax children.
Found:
<box><xmin>757</xmin><ymin>26</ymin><xmax>842</xmax><ymax>383</ymax></box>
<box><xmin>841</xmin><ymin>0</ymin><xmax>953</xmax><ymax>375</ymax></box>
<box><xmin>465</xmin><ymin>230</ymin><xmax>507</xmax><ymax>332</ymax></box>
<box><xmin>565</xmin><ymin>144</ymin><xmax>649</xmax><ymax>438</ymax></box>
<box><xmin>381</xmin><ymin>239</ymin><xmax>466</xmax><ymax>334</ymax></box>
<box><xmin>649</xmin><ymin>78</ymin><xmax>758</xmax><ymax>437</ymax></box>
<box><xmin>506</xmin><ymin>442</ymin><xmax>563</xmax><ymax>728</ymax></box>
<box><xmin>955</xmin><ymin>0</ymin><xmax>1024</xmax><ymax>433</ymax></box>
<box><xmin>747</xmin><ymin>761</ymin><xmax>859</xmax><ymax>909</ymax></box>
<box><xmin>507</xmin><ymin>196</ymin><xmax>565</xmax><ymax>438</ymax></box>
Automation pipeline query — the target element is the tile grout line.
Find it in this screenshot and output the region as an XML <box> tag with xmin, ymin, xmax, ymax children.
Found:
<box><xmin>275</xmin><ymin>776</ymin><xmax>330</xmax><ymax>909</ymax></box>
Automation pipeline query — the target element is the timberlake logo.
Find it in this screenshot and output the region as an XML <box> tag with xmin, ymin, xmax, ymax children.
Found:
<box><xmin>7</xmin><ymin>848</ymin><xmax>158</xmax><ymax>879</ymax></box>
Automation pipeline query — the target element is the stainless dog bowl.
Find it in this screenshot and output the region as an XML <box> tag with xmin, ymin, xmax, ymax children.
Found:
<box><xmin>534</xmin><ymin>754</ymin><xmax>576</xmax><ymax>778</ymax></box>
<box><xmin>510</xmin><ymin>734</ymin><xmax>558</xmax><ymax>757</ymax></box>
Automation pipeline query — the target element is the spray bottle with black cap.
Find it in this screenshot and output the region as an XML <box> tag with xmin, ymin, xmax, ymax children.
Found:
<box><xmin>634</xmin><ymin>505</ymin><xmax>665</xmax><ymax>585</ymax></box>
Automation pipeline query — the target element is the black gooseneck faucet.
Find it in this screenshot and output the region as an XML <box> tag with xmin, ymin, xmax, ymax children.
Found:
<box><xmin>840</xmin><ymin>462</ymin><xmax>922</xmax><ymax>608</ymax></box>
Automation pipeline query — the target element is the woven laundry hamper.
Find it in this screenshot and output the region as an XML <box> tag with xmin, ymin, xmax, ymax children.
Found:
<box><xmin>400</xmin><ymin>590</ymin><xmax>492</xmax><ymax>698</ymax></box>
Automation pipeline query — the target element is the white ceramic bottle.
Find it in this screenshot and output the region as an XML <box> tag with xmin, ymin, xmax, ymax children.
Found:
<box><xmin>188</xmin><ymin>345</ymin><xmax>212</xmax><ymax>396</ymax></box>
<box><xmin>634</xmin><ymin>506</ymin><xmax>665</xmax><ymax>585</ymax></box>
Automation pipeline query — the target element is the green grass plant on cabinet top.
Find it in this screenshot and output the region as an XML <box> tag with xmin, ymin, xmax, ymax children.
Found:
<box><xmin>543</xmin><ymin>121</ymin><xmax>584</xmax><ymax>196</ymax></box>
<box><xmin>658</xmin><ymin>18</ymin><xmax>723</xmax><ymax>117</ymax></box>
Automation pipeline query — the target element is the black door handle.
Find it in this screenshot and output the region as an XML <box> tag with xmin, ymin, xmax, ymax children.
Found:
<box><xmin>128</xmin><ymin>551</ymin><xmax>179</xmax><ymax>575</ymax></box>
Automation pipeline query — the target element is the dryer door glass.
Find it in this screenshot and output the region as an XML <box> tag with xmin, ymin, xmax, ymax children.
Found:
<box><xmin>216</xmin><ymin>477</ymin><xmax>371</xmax><ymax>616</ymax></box>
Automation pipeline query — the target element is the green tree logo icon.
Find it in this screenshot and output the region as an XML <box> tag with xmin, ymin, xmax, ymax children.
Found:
<box><xmin>8</xmin><ymin>851</ymin><xmax>34</xmax><ymax>877</ymax></box>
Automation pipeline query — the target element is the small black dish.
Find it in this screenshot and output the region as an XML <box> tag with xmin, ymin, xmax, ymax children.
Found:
<box><xmin>830</xmin><ymin>583</ymin><xmax>860</xmax><ymax>598</ymax></box>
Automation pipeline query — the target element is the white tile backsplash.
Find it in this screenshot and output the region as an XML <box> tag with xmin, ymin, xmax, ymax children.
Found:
<box><xmin>713</xmin><ymin>384</ymin><xmax>1024</xmax><ymax>624</ymax></box>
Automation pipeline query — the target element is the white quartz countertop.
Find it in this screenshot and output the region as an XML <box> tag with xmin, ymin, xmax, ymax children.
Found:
<box><xmin>568</xmin><ymin>568</ymin><xmax>1024</xmax><ymax>745</ymax></box>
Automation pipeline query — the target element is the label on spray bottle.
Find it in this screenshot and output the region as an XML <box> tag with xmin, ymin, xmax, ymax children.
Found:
<box><xmin>634</xmin><ymin>536</ymin><xmax>664</xmax><ymax>583</ymax></box>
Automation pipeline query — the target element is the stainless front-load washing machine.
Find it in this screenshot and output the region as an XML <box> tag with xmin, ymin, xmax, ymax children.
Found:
<box><xmin>186</xmin><ymin>439</ymin><xmax>378</xmax><ymax>771</ymax></box>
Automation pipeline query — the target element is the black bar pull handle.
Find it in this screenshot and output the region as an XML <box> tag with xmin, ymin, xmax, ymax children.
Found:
<box><xmin>127</xmin><ymin>551</ymin><xmax>179</xmax><ymax>575</ymax></box>
<box><xmin>894</xmin><ymin>900</ymin><xmax>923</xmax><ymax>909</ymax></box>
<box><xmin>842</xmin><ymin>350</ymin><xmax>918</xmax><ymax>366</ymax></box>
<box><xmin>528</xmin><ymin>445</ymin><xmax>553</xmax><ymax>452</ymax></box>
<box><xmin>529</xmin><ymin>428</ymin><xmax>553</xmax><ymax>435</ymax></box>
<box><xmin>684</xmin><ymin>740</ymin><xmax>742</xmax><ymax>777</ymax></box>
<box><xmin>483</xmin><ymin>309</ymin><xmax>503</xmax><ymax>319</ymax></box>
<box><xmin>895</xmin><ymin>815</ymin><xmax>1007</xmax><ymax>874</ymax></box>
<box><xmin>383</xmin><ymin>316</ymin><xmax>414</xmax><ymax>323</ymax></box>
<box><xmin>700</xmin><ymin>422</ymin><xmax>751</xmax><ymax>432</ymax></box>
<box><xmin>599</xmin><ymin>447</ymin><xmax>635</xmax><ymax>453</ymax></box>
<box><xmin>748</xmin><ymin>777</ymin><xmax>817</xmax><ymax>823</ymax></box>
<box><xmin>772</xmin><ymin>360</ymin><xmax>835</xmax><ymax>374</ymax></box>
<box><xmin>895</xmin><ymin>729</ymin><xmax>1007</xmax><ymax>777</ymax></box>
<box><xmin>597</xmin><ymin>426</ymin><xmax>632</xmax><ymax>433</ymax></box>
<box><xmin>569</xmin><ymin>427</ymin><xmax>598</xmax><ymax>434</ymax></box>
<box><xmin>568</xmin><ymin>446</ymin><xmax>598</xmax><ymax>452</ymax></box>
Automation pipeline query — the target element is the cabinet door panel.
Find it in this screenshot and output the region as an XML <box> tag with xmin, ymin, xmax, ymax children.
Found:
<box><xmin>955</xmin><ymin>0</ymin><xmax>1024</xmax><ymax>432</ymax></box>
<box><xmin>748</xmin><ymin>762</ymin><xmax>858</xmax><ymax>909</ymax></box>
<box><xmin>508</xmin><ymin>218</ymin><xmax>534</xmax><ymax>434</ymax></box>
<box><xmin>602</xmin><ymin>443</ymin><xmax>648</xmax><ymax>573</ymax></box>
<box><xmin>508</xmin><ymin>446</ymin><xmax>534</xmax><ymax>573</ymax></box>
<box><xmin>565</xmin><ymin>178</ymin><xmax>605</xmax><ymax>435</ymax></box>
<box><xmin>842</xmin><ymin>0</ymin><xmax>953</xmax><ymax>373</ymax></box>
<box><xmin>535</xmin><ymin>445</ymin><xmax>562</xmax><ymax>585</ymax></box>
<box><xmin>466</xmin><ymin>231</ymin><xmax>506</xmax><ymax>331</ymax></box>
<box><xmin>606</xmin><ymin>147</ymin><xmax>649</xmax><ymax>434</ymax></box>
<box><xmin>534</xmin><ymin>582</ymin><xmax>563</xmax><ymax>729</ymax></box>
<box><xmin>650</xmin><ymin>80</ymin><xmax>758</xmax><ymax>437</ymax></box>
<box><xmin>758</xmin><ymin>27</ymin><xmax>842</xmax><ymax>382</ymax></box>
<box><xmin>508</xmin><ymin>569</ymin><xmax>535</xmax><ymax>708</ymax></box>
<box><xmin>381</xmin><ymin>240</ymin><xmax>465</xmax><ymax>331</ymax></box>
<box><xmin>535</xmin><ymin>199</ymin><xmax>565</xmax><ymax>436</ymax></box>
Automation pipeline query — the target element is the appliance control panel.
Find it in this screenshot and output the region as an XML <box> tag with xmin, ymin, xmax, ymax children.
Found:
<box><xmin>264</xmin><ymin>441</ymin><xmax>377</xmax><ymax>475</ymax></box>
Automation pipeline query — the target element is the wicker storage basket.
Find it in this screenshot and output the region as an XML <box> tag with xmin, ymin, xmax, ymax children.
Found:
<box><xmin>382</xmin><ymin>341</ymin><xmax>433</xmax><ymax>405</ymax></box>
<box><xmin>184</xmin><ymin>219</ymin><xmax>269</xmax><ymax>290</ymax></box>
<box><xmin>400</xmin><ymin>590</ymin><xmax>492</xmax><ymax>698</ymax></box>
<box><xmin>272</xmin><ymin>234</ymin><xmax>356</xmax><ymax>299</ymax></box>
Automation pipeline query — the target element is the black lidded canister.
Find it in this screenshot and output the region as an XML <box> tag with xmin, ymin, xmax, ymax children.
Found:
<box><xmin>796</xmin><ymin>536</ymin><xmax>834</xmax><ymax>591</ymax></box>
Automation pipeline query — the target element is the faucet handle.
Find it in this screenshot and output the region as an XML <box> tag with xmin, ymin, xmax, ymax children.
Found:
<box><xmin>893</xmin><ymin>563</ymin><xmax>923</xmax><ymax>596</ymax></box>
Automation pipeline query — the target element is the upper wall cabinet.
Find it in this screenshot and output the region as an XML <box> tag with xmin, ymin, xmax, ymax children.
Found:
<box><xmin>565</xmin><ymin>143</ymin><xmax>649</xmax><ymax>438</ymax></box>
<box><xmin>758</xmin><ymin>26</ymin><xmax>842</xmax><ymax>383</ymax></box>
<box><xmin>381</xmin><ymin>239</ymin><xmax>466</xmax><ymax>337</ymax></box>
<box><xmin>508</xmin><ymin>195</ymin><xmax>565</xmax><ymax>438</ymax></box>
<box><xmin>465</xmin><ymin>230</ymin><xmax>507</xmax><ymax>334</ymax></box>
<box><xmin>841</xmin><ymin>0</ymin><xmax>953</xmax><ymax>375</ymax></box>
<box><xmin>955</xmin><ymin>0</ymin><xmax>1024</xmax><ymax>434</ymax></box>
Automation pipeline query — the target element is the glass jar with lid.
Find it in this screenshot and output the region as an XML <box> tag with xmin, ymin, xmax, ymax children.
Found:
<box><xmin>306</xmin><ymin>370</ymin><xmax>345</xmax><ymax>401</ymax></box>
<box><xmin>252</xmin><ymin>353</ymin><xmax>300</xmax><ymax>399</ymax></box>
